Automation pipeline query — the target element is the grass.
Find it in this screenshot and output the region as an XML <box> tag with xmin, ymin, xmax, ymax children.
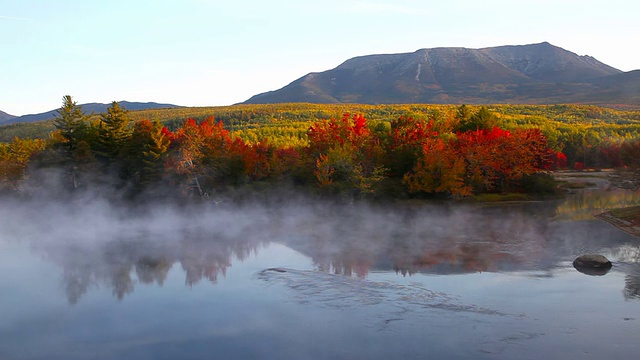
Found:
<box><xmin>608</xmin><ymin>206</ymin><xmax>640</xmax><ymax>224</ymax></box>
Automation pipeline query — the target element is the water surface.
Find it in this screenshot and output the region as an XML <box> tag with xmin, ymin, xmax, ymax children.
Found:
<box><xmin>1</xmin><ymin>186</ymin><xmax>639</xmax><ymax>359</ymax></box>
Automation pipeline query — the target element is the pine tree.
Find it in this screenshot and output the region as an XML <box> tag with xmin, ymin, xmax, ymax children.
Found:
<box><xmin>456</xmin><ymin>106</ymin><xmax>499</xmax><ymax>132</ymax></box>
<box><xmin>53</xmin><ymin>95</ymin><xmax>89</xmax><ymax>155</ymax></box>
<box><xmin>52</xmin><ymin>95</ymin><xmax>91</xmax><ymax>189</ymax></box>
<box><xmin>125</xmin><ymin>119</ymin><xmax>170</xmax><ymax>191</ymax></box>
<box><xmin>97</xmin><ymin>101</ymin><xmax>131</xmax><ymax>165</ymax></box>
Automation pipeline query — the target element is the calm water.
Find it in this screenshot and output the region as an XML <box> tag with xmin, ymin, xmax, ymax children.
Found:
<box><xmin>1</xmin><ymin>184</ymin><xmax>640</xmax><ymax>359</ymax></box>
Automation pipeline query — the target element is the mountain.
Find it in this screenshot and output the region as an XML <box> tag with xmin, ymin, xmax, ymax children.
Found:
<box><xmin>1</xmin><ymin>101</ymin><xmax>182</xmax><ymax>125</ymax></box>
<box><xmin>579</xmin><ymin>70</ymin><xmax>640</xmax><ymax>105</ymax></box>
<box><xmin>0</xmin><ymin>110</ymin><xmax>16</xmax><ymax>123</ymax></box>
<box><xmin>244</xmin><ymin>42</ymin><xmax>638</xmax><ymax>106</ymax></box>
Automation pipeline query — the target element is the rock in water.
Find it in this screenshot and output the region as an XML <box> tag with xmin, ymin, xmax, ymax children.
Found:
<box><xmin>573</xmin><ymin>254</ymin><xmax>612</xmax><ymax>276</ymax></box>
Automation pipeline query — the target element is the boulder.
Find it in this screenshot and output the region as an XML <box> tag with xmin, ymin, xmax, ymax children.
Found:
<box><xmin>573</xmin><ymin>254</ymin><xmax>612</xmax><ymax>276</ymax></box>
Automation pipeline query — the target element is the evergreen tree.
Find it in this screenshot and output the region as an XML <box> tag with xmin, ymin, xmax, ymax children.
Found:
<box><xmin>52</xmin><ymin>95</ymin><xmax>91</xmax><ymax>189</ymax></box>
<box><xmin>455</xmin><ymin>104</ymin><xmax>473</xmax><ymax>124</ymax></box>
<box><xmin>53</xmin><ymin>95</ymin><xmax>90</xmax><ymax>155</ymax></box>
<box><xmin>125</xmin><ymin>119</ymin><xmax>170</xmax><ymax>191</ymax></box>
<box><xmin>456</xmin><ymin>106</ymin><xmax>498</xmax><ymax>132</ymax></box>
<box><xmin>97</xmin><ymin>101</ymin><xmax>131</xmax><ymax>165</ymax></box>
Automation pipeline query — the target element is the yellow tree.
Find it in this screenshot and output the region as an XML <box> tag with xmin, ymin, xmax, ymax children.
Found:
<box><xmin>0</xmin><ymin>137</ymin><xmax>46</xmax><ymax>191</ymax></box>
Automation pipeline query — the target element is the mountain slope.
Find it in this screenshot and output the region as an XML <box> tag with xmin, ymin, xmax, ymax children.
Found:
<box><xmin>1</xmin><ymin>101</ymin><xmax>182</xmax><ymax>125</ymax></box>
<box><xmin>244</xmin><ymin>42</ymin><xmax>635</xmax><ymax>105</ymax></box>
<box><xmin>0</xmin><ymin>110</ymin><xmax>16</xmax><ymax>123</ymax></box>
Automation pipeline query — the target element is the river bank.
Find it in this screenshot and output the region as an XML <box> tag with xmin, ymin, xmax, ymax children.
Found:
<box><xmin>596</xmin><ymin>206</ymin><xmax>640</xmax><ymax>238</ymax></box>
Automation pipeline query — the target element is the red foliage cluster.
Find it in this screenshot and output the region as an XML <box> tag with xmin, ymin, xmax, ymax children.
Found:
<box><xmin>455</xmin><ymin>127</ymin><xmax>552</xmax><ymax>192</ymax></box>
<box><xmin>92</xmin><ymin>113</ymin><xmax>563</xmax><ymax>198</ymax></box>
<box><xmin>307</xmin><ymin>113</ymin><xmax>373</xmax><ymax>156</ymax></box>
<box><xmin>404</xmin><ymin>127</ymin><xmax>555</xmax><ymax>196</ymax></box>
<box><xmin>548</xmin><ymin>152</ymin><xmax>568</xmax><ymax>170</ymax></box>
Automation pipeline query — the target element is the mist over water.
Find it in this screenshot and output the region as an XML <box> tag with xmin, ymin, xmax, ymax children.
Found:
<box><xmin>1</xmin><ymin>190</ymin><xmax>640</xmax><ymax>301</ymax></box>
<box><xmin>1</xmin><ymin>185</ymin><xmax>640</xmax><ymax>359</ymax></box>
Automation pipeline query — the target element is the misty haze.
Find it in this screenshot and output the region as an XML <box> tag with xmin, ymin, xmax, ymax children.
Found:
<box><xmin>1</xmin><ymin>175</ymin><xmax>640</xmax><ymax>359</ymax></box>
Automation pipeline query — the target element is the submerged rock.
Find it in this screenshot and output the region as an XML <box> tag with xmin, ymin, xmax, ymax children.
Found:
<box><xmin>573</xmin><ymin>254</ymin><xmax>612</xmax><ymax>276</ymax></box>
<box><xmin>257</xmin><ymin>267</ymin><xmax>508</xmax><ymax>316</ymax></box>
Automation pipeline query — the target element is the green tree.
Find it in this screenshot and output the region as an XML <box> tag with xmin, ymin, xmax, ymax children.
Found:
<box><xmin>125</xmin><ymin>119</ymin><xmax>170</xmax><ymax>191</ymax></box>
<box><xmin>456</xmin><ymin>106</ymin><xmax>499</xmax><ymax>132</ymax></box>
<box><xmin>53</xmin><ymin>95</ymin><xmax>90</xmax><ymax>149</ymax></box>
<box><xmin>97</xmin><ymin>101</ymin><xmax>131</xmax><ymax>166</ymax></box>
<box><xmin>455</xmin><ymin>104</ymin><xmax>473</xmax><ymax>124</ymax></box>
<box><xmin>51</xmin><ymin>95</ymin><xmax>92</xmax><ymax>189</ymax></box>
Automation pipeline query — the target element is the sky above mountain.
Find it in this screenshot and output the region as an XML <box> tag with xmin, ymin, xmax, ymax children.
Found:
<box><xmin>1</xmin><ymin>0</ymin><xmax>638</xmax><ymax>116</ymax></box>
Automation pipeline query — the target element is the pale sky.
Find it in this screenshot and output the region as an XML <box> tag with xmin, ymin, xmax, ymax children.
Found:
<box><xmin>1</xmin><ymin>0</ymin><xmax>638</xmax><ymax>116</ymax></box>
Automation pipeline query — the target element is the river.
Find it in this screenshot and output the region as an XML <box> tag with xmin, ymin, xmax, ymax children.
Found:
<box><xmin>1</xmin><ymin>178</ymin><xmax>639</xmax><ymax>359</ymax></box>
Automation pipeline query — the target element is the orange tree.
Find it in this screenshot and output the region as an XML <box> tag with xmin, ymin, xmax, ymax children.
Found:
<box><xmin>402</xmin><ymin>137</ymin><xmax>470</xmax><ymax>197</ymax></box>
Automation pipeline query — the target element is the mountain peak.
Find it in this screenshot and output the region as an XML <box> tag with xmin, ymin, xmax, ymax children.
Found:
<box><xmin>244</xmin><ymin>42</ymin><xmax>631</xmax><ymax>106</ymax></box>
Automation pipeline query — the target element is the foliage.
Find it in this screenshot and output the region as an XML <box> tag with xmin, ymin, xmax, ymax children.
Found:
<box><xmin>0</xmin><ymin>137</ymin><xmax>46</xmax><ymax>191</ymax></box>
<box><xmin>385</xmin><ymin>116</ymin><xmax>438</xmax><ymax>178</ymax></box>
<box><xmin>454</xmin><ymin>106</ymin><xmax>499</xmax><ymax>132</ymax></box>
<box><xmin>307</xmin><ymin>113</ymin><xmax>386</xmax><ymax>198</ymax></box>
<box><xmin>404</xmin><ymin>126</ymin><xmax>552</xmax><ymax>196</ymax></box>
<box><xmin>53</xmin><ymin>95</ymin><xmax>91</xmax><ymax>149</ymax></box>
<box><xmin>124</xmin><ymin>119</ymin><xmax>170</xmax><ymax>191</ymax></box>
<box><xmin>403</xmin><ymin>137</ymin><xmax>469</xmax><ymax>197</ymax></box>
<box><xmin>96</xmin><ymin>101</ymin><xmax>131</xmax><ymax>164</ymax></box>
<box><xmin>3</xmin><ymin>100</ymin><xmax>640</xmax><ymax>200</ymax></box>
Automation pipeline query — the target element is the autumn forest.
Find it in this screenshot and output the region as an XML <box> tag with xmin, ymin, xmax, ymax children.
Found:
<box><xmin>1</xmin><ymin>96</ymin><xmax>640</xmax><ymax>201</ymax></box>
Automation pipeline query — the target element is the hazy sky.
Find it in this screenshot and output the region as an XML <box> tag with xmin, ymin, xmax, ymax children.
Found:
<box><xmin>1</xmin><ymin>0</ymin><xmax>638</xmax><ymax>116</ymax></box>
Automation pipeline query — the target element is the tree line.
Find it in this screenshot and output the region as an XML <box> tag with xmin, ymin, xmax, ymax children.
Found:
<box><xmin>2</xmin><ymin>96</ymin><xmax>639</xmax><ymax>200</ymax></box>
<box><xmin>3</xmin><ymin>102</ymin><xmax>639</xmax><ymax>169</ymax></box>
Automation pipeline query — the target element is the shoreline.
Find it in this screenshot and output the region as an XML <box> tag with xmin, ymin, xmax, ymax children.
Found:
<box><xmin>595</xmin><ymin>206</ymin><xmax>640</xmax><ymax>238</ymax></box>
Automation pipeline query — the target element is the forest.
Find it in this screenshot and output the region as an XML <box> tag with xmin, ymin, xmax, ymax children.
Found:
<box><xmin>1</xmin><ymin>97</ymin><xmax>640</xmax><ymax>201</ymax></box>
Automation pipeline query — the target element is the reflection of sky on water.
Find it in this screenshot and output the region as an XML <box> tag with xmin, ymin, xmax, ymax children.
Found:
<box><xmin>1</xmin><ymin>188</ymin><xmax>640</xmax><ymax>359</ymax></box>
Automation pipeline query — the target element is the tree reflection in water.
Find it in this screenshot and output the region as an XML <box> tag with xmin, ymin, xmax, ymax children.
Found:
<box><xmin>624</xmin><ymin>274</ymin><xmax>640</xmax><ymax>300</ymax></box>
<box><xmin>49</xmin><ymin>235</ymin><xmax>265</xmax><ymax>304</ymax></box>
<box><xmin>16</xmin><ymin>194</ymin><xmax>640</xmax><ymax>304</ymax></box>
<box><xmin>283</xmin><ymin>203</ymin><xmax>553</xmax><ymax>277</ymax></box>
<box><xmin>611</xmin><ymin>245</ymin><xmax>640</xmax><ymax>301</ymax></box>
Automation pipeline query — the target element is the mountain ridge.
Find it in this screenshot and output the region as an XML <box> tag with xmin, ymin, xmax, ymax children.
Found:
<box><xmin>1</xmin><ymin>101</ymin><xmax>182</xmax><ymax>125</ymax></box>
<box><xmin>0</xmin><ymin>110</ymin><xmax>16</xmax><ymax>123</ymax></box>
<box><xmin>244</xmin><ymin>42</ymin><xmax>637</xmax><ymax>106</ymax></box>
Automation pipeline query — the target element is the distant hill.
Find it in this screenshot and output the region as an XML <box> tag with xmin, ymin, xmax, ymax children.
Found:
<box><xmin>0</xmin><ymin>110</ymin><xmax>16</xmax><ymax>123</ymax></box>
<box><xmin>1</xmin><ymin>101</ymin><xmax>182</xmax><ymax>125</ymax></box>
<box><xmin>244</xmin><ymin>42</ymin><xmax>639</xmax><ymax>106</ymax></box>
